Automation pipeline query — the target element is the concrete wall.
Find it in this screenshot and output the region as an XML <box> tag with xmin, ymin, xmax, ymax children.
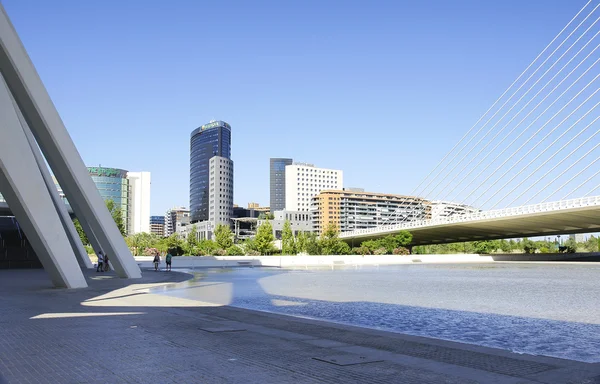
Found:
<box><xmin>134</xmin><ymin>254</ymin><xmax>493</xmax><ymax>269</ymax></box>
<box><xmin>133</xmin><ymin>253</ymin><xmax>600</xmax><ymax>270</ymax></box>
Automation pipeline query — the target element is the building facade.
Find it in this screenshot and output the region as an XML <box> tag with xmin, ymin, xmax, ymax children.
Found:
<box><xmin>190</xmin><ymin>120</ymin><xmax>232</xmax><ymax>223</ymax></box>
<box><xmin>87</xmin><ymin>167</ymin><xmax>131</xmax><ymax>234</ymax></box>
<box><xmin>285</xmin><ymin>163</ymin><xmax>343</xmax><ymax>212</ymax></box>
<box><xmin>256</xmin><ymin>210</ymin><xmax>313</xmax><ymax>240</ymax></box>
<box><xmin>165</xmin><ymin>207</ymin><xmax>190</xmax><ymax>236</ymax></box>
<box><xmin>150</xmin><ymin>216</ymin><xmax>165</xmax><ymax>237</ymax></box>
<box><xmin>430</xmin><ymin>201</ymin><xmax>479</xmax><ymax>220</ymax></box>
<box><xmin>311</xmin><ymin>189</ymin><xmax>431</xmax><ymax>233</ymax></box>
<box><xmin>127</xmin><ymin>172</ymin><xmax>151</xmax><ymax>234</ymax></box>
<box><xmin>269</xmin><ymin>158</ymin><xmax>293</xmax><ymax>213</ymax></box>
<box><xmin>84</xmin><ymin>167</ymin><xmax>151</xmax><ymax>235</ymax></box>
<box><xmin>208</xmin><ymin>156</ymin><xmax>234</xmax><ymax>226</ymax></box>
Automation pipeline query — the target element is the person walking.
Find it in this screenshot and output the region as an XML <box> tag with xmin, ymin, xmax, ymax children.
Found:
<box><xmin>96</xmin><ymin>251</ymin><xmax>104</xmax><ymax>272</ymax></box>
<box><xmin>104</xmin><ymin>253</ymin><xmax>110</xmax><ymax>272</ymax></box>
<box><xmin>153</xmin><ymin>254</ymin><xmax>160</xmax><ymax>271</ymax></box>
<box><xmin>165</xmin><ymin>252</ymin><xmax>172</xmax><ymax>271</ymax></box>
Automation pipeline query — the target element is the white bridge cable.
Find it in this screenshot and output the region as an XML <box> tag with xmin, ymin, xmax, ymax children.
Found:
<box><xmin>498</xmin><ymin>117</ymin><xmax>600</xmax><ymax>208</ymax></box>
<box><xmin>385</xmin><ymin>1</ymin><xmax>597</xmax><ymax>223</ymax></box>
<box><xmin>399</xmin><ymin>71</ymin><xmax>600</xmax><ymax>223</ymax></box>
<box><xmin>561</xmin><ymin>160</ymin><xmax>600</xmax><ymax>200</ymax></box>
<box><xmin>475</xmin><ymin>92</ymin><xmax>600</xmax><ymax>209</ymax></box>
<box><xmin>443</xmin><ymin>52</ymin><xmax>600</xmax><ymax>206</ymax></box>
<box><xmin>583</xmin><ymin>180</ymin><xmax>600</xmax><ymax>196</ymax></box>
<box><xmin>508</xmin><ymin>117</ymin><xmax>600</xmax><ymax>206</ymax></box>
<box><xmin>413</xmin><ymin>26</ymin><xmax>600</xmax><ymax>213</ymax></box>
<box><xmin>456</xmin><ymin>76</ymin><xmax>600</xmax><ymax>207</ymax></box>
<box><xmin>540</xmin><ymin>153</ymin><xmax>600</xmax><ymax>202</ymax></box>
<box><xmin>388</xmin><ymin>3</ymin><xmax>600</xmax><ymax>223</ymax></box>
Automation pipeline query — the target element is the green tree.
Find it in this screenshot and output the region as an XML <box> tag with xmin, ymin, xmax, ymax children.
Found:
<box><xmin>226</xmin><ymin>245</ymin><xmax>244</xmax><ymax>256</ymax></box>
<box><xmin>185</xmin><ymin>225</ymin><xmax>199</xmax><ymax>254</ymax></box>
<box><xmin>214</xmin><ymin>224</ymin><xmax>234</xmax><ymax>250</ymax></box>
<box><xmin>305</xmin><ymin>232</ymin><xmax>321</xmax><ymax>255</ymax></box>
<box><xmin>281</xmin><ymin>220</ymin><xmax>296</xmax><ymax>255</ymax></box>
<box><xmin>394</xmin><ymin>231</ymin><xmax>413</xmax><ymax>247</ymax></box>
<box><xmin>522</xmin><ymin>238</ymin><xmax>537</xmax><ymax>254</ymax></box>
<box><xmin>318</xmin><ymin>223</ymin><xmax>350</xmax><ymax>255</ymax></box>
<box><xmin>564</xmin><ymin>238</ymin><xmax>577</xmax><ymax>253</ymax></box>
<box><xmin>73</xmin><ymin>219</ymin><xmax>89</xmax><ymax>246</ymax></box>
<box><xmin>165</xmin><ymin>234</ymin><xmax>185</xmax><ymax>256</ymax></box>
<box><xmin>296</xmin><ymin>231</ymin><xmax>308</xmax><ymax>253</ymax></box>
<box><xmin>126</xmin><ymin>232</ymin><xmax>157</xmax><ymax>255</ymax></box>
<box><xmin>255</xmin><ymin>221</ymin><xmax>275</xmax><ymax>255</ymax></box>
<box><xmin>499</xmin><ymin>239</ymin><xmax>511</xmax><ymax>253</ymax></box>
<box><xmin>473</xmin><ymin>240</ymin><xmax>495</xmax><ymax>254</ymax></box>
<box><xmin>105</xmin><ymin>199</ymin><xmax>126</xmax><ymax>236</ymax></box>
<box><xmin>197</xmin><ymin>239</ymin><xmax>218</xmax><ymax>256</ymax></box>
<box><xmin>584</xmin><ymin>235</ymin><xmax>598</xmax><ymax>252</ymax></box>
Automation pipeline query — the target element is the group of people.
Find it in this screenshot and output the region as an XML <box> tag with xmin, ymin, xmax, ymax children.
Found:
<box><xmin>96</xmin><ymin>251</ymin><xmax>110</xmax><ymax>272</ymax></box>
<box><xmin>96</xmin><ymin>251</ymin><xmax>172</xmax><ymax>272</ymax></box>
<box><xmin>153</xmin><ymin>252</ymin><xmax>172</xmax><ymax>272</ymax></box>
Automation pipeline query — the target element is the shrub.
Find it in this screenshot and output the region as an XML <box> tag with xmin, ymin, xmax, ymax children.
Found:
<box><xmin>373</xmin><ymin>247</ymin><xmax>387</xmax><ymax>255</ymax></box>
<box><xmin>246</xmin><ymin>250</ymin><xmax>261</xmax><ymax>256</ymax></box>
<box><xmin>353</xmin><ymin>246</ymin><xmax>371</xmax><ymax>255</ymax></box>
<box><xmin>143</xmin><ymin>247</ymin><xmax>160</xmax><ymax>256</ymax></box>
<box><xmin>214</xmin><ymin>248</ymin><xmax>227</xmax><ymax>256</ymax></box>
<box><xmin>393</xmin><ymin>247</ymin><xmax>410</xmax><ymax>255</ymax></box>
<box><xmin>226</xmin><ymin>245</ymin><xmax>244</xmax><ymax>256</ymax></box>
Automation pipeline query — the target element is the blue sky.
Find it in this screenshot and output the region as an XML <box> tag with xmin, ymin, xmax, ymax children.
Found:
<box><xmin>2</xmin><ymin>0</ymin><xmax>588</xmax><ymax>215</ymax></box>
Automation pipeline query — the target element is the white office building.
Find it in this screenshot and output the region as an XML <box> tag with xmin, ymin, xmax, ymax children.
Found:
<box><xmin>127</xmin><ymin>172</ymin><xmax>151</xmax><ymax>234</ymax></box>
<box><xmin>285</xmin><ymin>163</ymin><xmax>343</xmax><ymax>212</ymax></box>
<box><xmin>209</xmin><ymin>156</ymin><xmax>234</xmax><ymax>226</ymax></box>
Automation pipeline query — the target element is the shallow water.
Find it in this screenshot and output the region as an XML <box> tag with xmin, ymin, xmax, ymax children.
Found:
<box><xmin>151</xmin><ymin>263</ymin><xmax>600</xmax><ymax>362</ymax></box>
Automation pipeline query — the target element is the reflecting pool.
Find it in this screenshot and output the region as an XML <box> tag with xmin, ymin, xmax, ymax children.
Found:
<box><xmin>151</xmin><ymin>263</ymin><xmax>600</xmax><ymax>362</ymax></box>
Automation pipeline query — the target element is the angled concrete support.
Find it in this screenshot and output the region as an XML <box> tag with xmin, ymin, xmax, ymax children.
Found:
<box><xmin>14</xmin><ymin>100</ymin><xmax>93</xmax><ymax>269</ymax></box>
<box><xmin>0</xmin><ymin>4</ymin><xmax>140</xmax><ymax>279</ymax></box>
<box><xmin>0</xmin><ymin>75</ymin><xmax>87</xmax><ymax>288</ymax></box>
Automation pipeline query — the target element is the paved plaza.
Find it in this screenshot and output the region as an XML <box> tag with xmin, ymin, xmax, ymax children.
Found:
<box><xmin>0</xmin><ymin>268</ymin><xmax>599</xmax><ymax>384</ymax></box>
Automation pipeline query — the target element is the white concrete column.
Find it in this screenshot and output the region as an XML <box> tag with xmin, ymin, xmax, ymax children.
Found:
<box><xmin>12</xmin><ymin>95</ymin><xmax>93</xmax><ymax>269</ymax></box>
<box><xmin>0</xmin><ymin>4</ymin><xmax>141</xmax><ymax>279</ymax></box>
<box><xmin>0</xmin><ymin>75</ymin><xmax>87</xmax><ymax>288</ymax></box>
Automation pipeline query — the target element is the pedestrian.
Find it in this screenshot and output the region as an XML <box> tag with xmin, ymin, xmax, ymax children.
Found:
<box><xmin>104</xmin><ymin>253</ymin><xmax>110</xmax><ymax>272</ymax></box>
<box><xmin>165</xmin><ymin>252</ymin><xmax>172</xmax><ymax>271</ymax></box>
<box><xmin>96</xmin><ymin>251</ymin><xmax>104</xmax><ymax>272</ymax></box>
<box><xmin>153</xmin><ymin>254</ymin><xmax>160</xmax><ymax>271</ymax></box>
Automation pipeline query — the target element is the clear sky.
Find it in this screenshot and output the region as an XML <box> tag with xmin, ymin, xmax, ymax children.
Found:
<box><xmin>2</xmin><ymin>0</ymin><xmax>588</xmax><ymax>215</ymax></box>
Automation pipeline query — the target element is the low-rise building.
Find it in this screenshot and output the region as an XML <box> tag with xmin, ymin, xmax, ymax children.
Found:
<box><xmin>165</xmin><ymin>207</ymin><xmax>190</xmax><ymax>236</ymax></box>
<box><xmin>257</xmin><ymin>210</ymin><xmax>313</xmax><ymax>239</ymax></box>
<box><xmin>311</xmin><ymin>189</ymin><xmax>431</xmax><ymax>233</ymax></box>
<box><xmin>430</xmin><ymin>201</ymin><xmax>479</xmax><ymax>220</ymax></box>
<box><xmin>150</xmin><ymin>216</ymin><xmax>165</xmax><ymax>237</ymax></box>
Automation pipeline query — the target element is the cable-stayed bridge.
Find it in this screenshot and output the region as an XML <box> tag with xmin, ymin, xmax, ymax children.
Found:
<box><xmin>342</xmin><ymin>1</ymin><xmax>600</xmax><ymax>245</ymax></box>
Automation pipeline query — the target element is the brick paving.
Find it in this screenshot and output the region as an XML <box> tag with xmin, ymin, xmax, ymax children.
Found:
<box><xmin>0</xmin><ymin>269</ymin><xmax>598</xmax><ymax>383</ymax></box>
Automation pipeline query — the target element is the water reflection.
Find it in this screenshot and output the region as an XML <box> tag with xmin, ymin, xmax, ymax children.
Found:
<box><xmin>151</xmin><ymin>264</ymin><xmax>600</xmax><ymax>362</ymax></box>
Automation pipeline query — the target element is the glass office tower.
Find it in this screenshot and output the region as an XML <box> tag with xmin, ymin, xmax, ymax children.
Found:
<box><xmin>190</xmin><ymin>120</ymin><xmax>231</xmax><ymax>223</ymax></box>
<box><xmin>87</xmin><ymin>167</ymin><xmax>130</xmax><ymax>231</ymax></box>
<box><xmin>270</xmin><ymin>158</ymin><xmax>293</xmax><ymax>213</ymax></box>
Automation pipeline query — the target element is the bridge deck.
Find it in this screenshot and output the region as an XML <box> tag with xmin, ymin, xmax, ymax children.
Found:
<box><xmin>342</xmin><ymin>197</ymin><xmax>600</xmax><ymax>245</ymax></box>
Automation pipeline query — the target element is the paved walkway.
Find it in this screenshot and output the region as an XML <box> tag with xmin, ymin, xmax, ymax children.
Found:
<box><xmin>0</xmin><ymin>268</ymin><xmax>598</xmax><ymax>384</ymax></box>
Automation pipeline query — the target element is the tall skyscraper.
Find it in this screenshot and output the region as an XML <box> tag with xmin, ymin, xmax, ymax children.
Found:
<box><xmin>285</xmin><ymin>163</ymin><xmax>343</xmax><ymax>212</ymax></box>
<box><xmin>270</xmin><ymin>158</ymin><xmax>293</xmax><ymax>212</ymax></box>
<box><xmin>190</xmin><ymin>120</ymin><xmax>232</xmax><ymax>223</ymax></box>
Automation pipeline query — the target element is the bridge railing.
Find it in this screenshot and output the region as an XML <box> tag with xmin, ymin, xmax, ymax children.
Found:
<box><xmin>340</xmin><ymin>196</ymin><xmax>600</xmax><ymax>238</ymax></box>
